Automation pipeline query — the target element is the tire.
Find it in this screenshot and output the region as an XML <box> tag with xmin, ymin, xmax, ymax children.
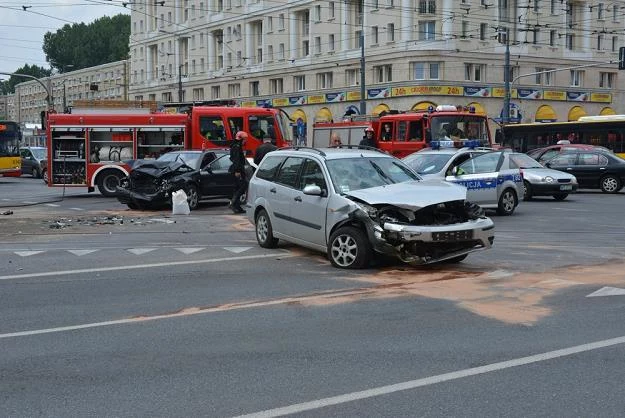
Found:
<box><xmin>553</xmin><ymin>193</ymin><xmax>568</xmax><ymax>201</ymax></box>
<box><xmin>42</xmin><ymin>169</ymin><xmax>48</xmax><ymax>184</ymax></box>
<box><xmin>443</xmin><ymin>254</ymin><xmax>469</xmax><ymax>263</ymax></box>
<box><xmin>184</xmin><ymin>184</ymin><xmax>199</xmax><ymax>210</ymax></box>
<box><xmin>328</xmin><ymin>226</ymin><xmax>372</xmax><ymax>269</ymax></box>
<box><xmin>96</xmin><ymin>171</ymin><xmax>123</xmax><ymax>197</ymax></box>
<box><xmin>255</xmin><ymin>209</ymin><xmax>278</xmax><ymax>248</ymax></box>
<box><xmin>497</xmin><ymin>188</ymin><xmax>517</xmax><ymax>216</ymax></box>
<box><xmin>600</xmin><ymin>175</ymin><xmax>621</xmax><ymax>193</ymax></box>
<box><xmin>32</xmin><ymin>167</ymin><xmax>41</xmax><ymax>179</ymax></box>
<box><xmin>523</xmin><ymin>181</ymin><xmax>533</xmax><ymax>201</ymax></box>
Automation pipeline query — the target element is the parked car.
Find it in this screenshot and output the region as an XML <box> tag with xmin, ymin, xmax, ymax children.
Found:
<box><xmin>246</xmin><ymin>147</ymin><xmax>495</xmax><ymax>269</ymax></box>
<box><xmin>543</xmin><ymin>150</ymin><xmax>625</xmax><ymax>193</ymax></box>
<box><xmin>527</xmin><ymin>144</ymin><xmax>611</xmax><ymax>164</ymax></box>
<box><xmin>116</xmin><ymin>150</ymin><xmax>254</xmax><ymax>210</ymax></box>
<box><xmin>507</xmin><ymin>153</ymin><xmax>578</xmax><ymax>200</ymax></box>
<box><xmin>20</xmin><ymin>146</ymin><xmax>47</xmax><ymax>180</ymax></box>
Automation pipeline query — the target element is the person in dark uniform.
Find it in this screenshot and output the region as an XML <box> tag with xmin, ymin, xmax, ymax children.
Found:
<box><xmin>229</xmin><ymin>131</ymin><xmax>248</xmax><ymax>214</ymax></box>
<box><xmin>254</xmin><ymin>136</ymin><xmax>278</xmax><ymax>165</ymax></box>
<box><xmin>381</xmin><ymin>123</ymin><xmax>392</xmax><ymax>141</ymax></box>
<box><xmin>359</xmin><ymin>127</ymin><xmax>376</xmax><ymax>148</ymax></box>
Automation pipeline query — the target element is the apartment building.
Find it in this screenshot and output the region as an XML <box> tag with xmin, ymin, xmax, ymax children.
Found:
<box><xmin>128</xmin><ymin>0</ymin><xmax>624</xmax><ymax>127</ymax></box>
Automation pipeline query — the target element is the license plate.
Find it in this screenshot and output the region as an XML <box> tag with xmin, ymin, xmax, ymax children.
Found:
<box><xmin>560</xmin><ymin>185</ymin><xmax>573</xmax><ymax>191</ymax></box>
<box><xmin>432</xmin><ymin>230</ymin><xmax>473</xmax><ymax>242</ymax></box>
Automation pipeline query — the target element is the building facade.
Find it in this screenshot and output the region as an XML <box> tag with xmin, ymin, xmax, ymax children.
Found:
<box><xmin>128</xmin><ymin>0</ymin><xmax>624</xmax><ymax>128</ymax></box>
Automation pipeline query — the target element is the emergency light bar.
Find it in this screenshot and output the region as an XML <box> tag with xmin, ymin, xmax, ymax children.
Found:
<box><xmin>430</xmin><ymin>139</ymin><xmax>481</xmax><ymax>150</ymax></box>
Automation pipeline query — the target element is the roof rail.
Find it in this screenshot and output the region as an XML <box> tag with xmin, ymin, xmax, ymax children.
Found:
<box><xmin>281</xmin><ymin>146</ymin><xmax>327</xmax><ymax>157</ymax></box>
<box><xmin>335</xmin><ymin>144</ymin><xmax>388</xmax><ymax>154</ymax></box>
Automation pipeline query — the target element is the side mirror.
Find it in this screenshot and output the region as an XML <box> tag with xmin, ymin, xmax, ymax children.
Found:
<box><xmin>303</xmin><ymin>184</ymin><xmax>323</xmax><ymax>196</ymax></box>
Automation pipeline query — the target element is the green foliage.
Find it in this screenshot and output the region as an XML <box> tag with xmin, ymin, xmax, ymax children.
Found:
<box><xmin>2</xmin><ymin>65</ymin><xmax>52</xmax><ymax>94</ymax></box>
<box><xmin>42</xmin><ymin>14</ymin><xmax>131</xmax><ymax>73</ymax></box>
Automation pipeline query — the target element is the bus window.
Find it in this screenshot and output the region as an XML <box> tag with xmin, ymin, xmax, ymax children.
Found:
<box><xmin>408</xmin><ymin>121</ymin><xmax>423</xmax><ymax>142</ymax></box>
<box><xmin>396</xmin><ymin>121</ymin><xmax>407</xmax><ymax>142</ymax></box>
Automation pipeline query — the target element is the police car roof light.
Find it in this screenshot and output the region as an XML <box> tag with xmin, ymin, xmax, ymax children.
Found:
<box><xmin>464</xmin><ymin>139</ymin><xmax>481</xmax><ymax>148</ymax></box>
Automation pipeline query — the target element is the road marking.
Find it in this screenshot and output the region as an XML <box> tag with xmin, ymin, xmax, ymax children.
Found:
<box><xmin>175</xmin><ymin>247</ymin><xmax>205</xmax><ymax>255</ymax></box>
<box><xmin>45</xmin><ymin>203</ymin><xmax>60</xmax><ymax>207</ymax></box>
<box><xmin>69</xmin><ymin>207</ymin><xmax>85</xmax><ymax>211</ymax></box>
<box><xmin>224</xmin><ymin>247</ymin><xmax>251</xmax><ymax>254</ymax></box>
<box><xmin>234</xmin><ymin>335</ymin><xmax>625</xmax><ymax>418</ymax></box>
<box><xmin>0</xmin><ymin>251</ymin><xmax>294</xmax><ymax>282</ymax></box>
<box><xmin>587</xmin><ymin>286</ymin><xmax>625</xmax><ymax>297</ymax></box>
<box><xmin>14</xmin><ymin>251</ymin><xmax>44</xmax><ymax>257</ymax></box>
<box><xmin>127</xmin><ymin>248</ymin><xmax>157</xmax><ymax>255</ymax></box>
<box><xmin>67</xmin><ymin>249</ymin><xmax>99</xmax><ymax>256</ymax></box>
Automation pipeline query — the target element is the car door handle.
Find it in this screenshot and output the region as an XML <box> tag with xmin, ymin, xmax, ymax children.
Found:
<box><xmin>599</xmin><ymin>167</ymin><xmax>606</xmax><ymax>170</ymax></box>
<box><xmin>294</xmin><ymin>196</ymin><xmax>302</xmax><ymax>202</ymax></box>
<box><xmin>270</xmin><ymin>188</ymin><xmax>276</xmax><ymax>193</ymax></box>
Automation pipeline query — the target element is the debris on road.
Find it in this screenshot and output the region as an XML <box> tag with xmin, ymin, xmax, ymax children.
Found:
<box><xmin>2</xmin><ymin>210</ymin><xmax>13</xmax><ymax>215</ymax></box>
<box><xmin>44</xmin><ymin>215</ymin><xmax>176</xmax><ymax>229</ymax></box>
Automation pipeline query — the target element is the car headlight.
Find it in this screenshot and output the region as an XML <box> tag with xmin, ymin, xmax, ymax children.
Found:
<box><xmin>542</xmin><ymin>176</ymin><xmax>554</xmax><ymax>183</ymax></box>
<box><xmin>357</xmin><ymin>202</ymin><xmax>378</xmax><ymax>219</ymax></box>
<box><xmin>159</xmin><ymin>179</ymin><xmax>170</xmax><ymax>192</ymax></box>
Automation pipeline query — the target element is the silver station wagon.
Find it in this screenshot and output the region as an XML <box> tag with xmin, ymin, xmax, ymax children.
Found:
<box><xmin>246</xmin><ymin>147</ymin><xmax>495</xmax><ymax>269</ymax></box>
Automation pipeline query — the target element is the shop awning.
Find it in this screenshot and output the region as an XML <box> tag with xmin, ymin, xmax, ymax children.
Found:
<box><xmin>600</xmin><ymin>107</ymin><xmax>616</xmax><ymax>116</ymax></box>
<box><xmin>535</xmin><ymin>105</ymin><xmax>557</xmax><ymax>122</ymax></box>
<box><xmin>372</xmin><ymin>103</ymin><xmax>390</xmax><ymax>116</ymax></box>
<box><xmin>568</xmin><ymin>105</ymin><xmax>586</xmax><ymax>121</ymax></box>
<box><xmin>412</xmin><ymin>101</ymin><xmax>437</xmax><ymax>111</ymax></box>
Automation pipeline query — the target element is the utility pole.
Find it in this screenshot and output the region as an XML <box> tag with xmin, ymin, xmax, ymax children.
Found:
<box><xmin>502</xmin><ymin>28</ymin><xmax>511</xmax><ymax>125</ymax></box>
<box><xmin>359</xmin><ymin>0</ymin><xmax>366</xmax><ymax>115</ymax></box>
<box><xmin>178</xmin><ymin>64</ymin><xmax>184</xmax><ymax>102</ymax></box>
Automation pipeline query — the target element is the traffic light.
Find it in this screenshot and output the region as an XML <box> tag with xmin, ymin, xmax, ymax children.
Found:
<box><xmin>619</xmin><ymin>47</ymin><xmax>625</xmax><ymax>70</ymax></box>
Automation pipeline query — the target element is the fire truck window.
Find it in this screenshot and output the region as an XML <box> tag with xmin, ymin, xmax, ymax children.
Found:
<box><xmin>248</xmin><ymin>115</ymin><xmax>275</xmax><ymax>141</ymax></box>
<box><xmin>348</xmin><ymin>128</ymin><xmax>362</xmax><ymax>145</ymax></box>
<box><xmin>396</xmin><ymin>121</ymin><xmax>407</xmax><ymax>142</ymax></box>
<box><xmin>408</xmin><ymin>121</ymin><xmax>423</xmax><ymax>142</ymax></box>
<box><xmin>200</xmin><ymin>116</ymin><xmax>226</xmax><ymax>145</ymax></box>
<box><xmin>228</xmin><ymin>117</ymin><xmax>243</xmax><ymax>138</ymax></box>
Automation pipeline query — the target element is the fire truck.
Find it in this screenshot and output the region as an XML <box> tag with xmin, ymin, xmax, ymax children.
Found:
<box><xmin>46</xmin><ymin>101</ymin><xmax>293</xmax><ymax>196</ymax></box>
<box><xmin>311</xmin><ymin>105</ymin><xmax>492</xmax><ymax>158</ymax></box>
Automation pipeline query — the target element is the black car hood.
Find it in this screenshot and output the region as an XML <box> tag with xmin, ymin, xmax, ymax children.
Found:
<box><xmin>132</xmin><ymin>160</ymin><xmax>194</xmax><ymax>178</ymax></box>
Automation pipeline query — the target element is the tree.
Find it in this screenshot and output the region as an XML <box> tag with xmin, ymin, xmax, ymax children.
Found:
<box><xmin>2</xmin><ymin>65</ymin><xmax>52</xmax><ymax>94</ymax></box>
<box><xmin>43</xmin><ymin>14</ymin><xmax>130</xmax><ymax>73</ymax></box>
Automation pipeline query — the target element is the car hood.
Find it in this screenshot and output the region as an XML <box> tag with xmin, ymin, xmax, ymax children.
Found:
<box><xmin>522</xmin><ymin>167</ymin><xmax>576</xmax><ymax>180</ymax></box>
<box><xmin>345</xmin><ymin>179</ymin><xmax>467</xmax><ymax>210</ymax></box>
<box><xmin>131</xmin><ymin>160</ymin><xmax>194</xmax><ymax>178</ymax></box>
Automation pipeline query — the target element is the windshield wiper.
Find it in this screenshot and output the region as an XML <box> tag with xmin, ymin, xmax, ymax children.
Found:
<box><xmin>369</xmin><ymin>160</ymin><xmax>394</xmax><ymax>184</ymax></box>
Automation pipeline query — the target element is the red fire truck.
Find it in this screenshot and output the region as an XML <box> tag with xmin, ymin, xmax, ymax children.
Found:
<box><xmin>46</xmin><ymin>103</ymin><xmax>293</xmax><ymax>196</ymax></box>
<box><xmin>311</xmin><ymin>105</ymin><xmax>492</xmax><ymax>158</ymax></box>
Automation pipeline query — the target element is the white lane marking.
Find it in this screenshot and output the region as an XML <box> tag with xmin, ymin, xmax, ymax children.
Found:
<box><xmin>127</xmin><ymin>248</ymin><xmax>157</xmax><ymax>255</ymax></box>
<box><xmin>45</xmin><ymin>203</ymin><xmax>60</xmax><ymax>207</ymax></box>
<box><xmin>1</xmin><ymin>198</ymin><xmax>9</xmax><ymax>201</ymax></box>
<box><xmin>587</xmin><ymin>286</ymin><xmax>625</xmax><ymax>297</ymax></box>
<box><xmin>175</xmin><ymin>247</ymin><xmax>205</xmax><ymax>255</ymax></box>
<box><xmin>234</xmin><ymin>336</ymin><xmax>625</xmax><ymax>418</ymax></box>
<box><xmin>224</xmin><ymin>247</ymin><xmax>251</xmax><ymax>254</ymax></box>
<box><xmin>14</xmin><ymin>251</ymin><xmax>44</xmax><ymax>257</ymax></box>
<box><xmin>67</xmin><ymin>249</ymin><xmax>99</xmax><ymax>256</ymax></box>
<box><xmin>0</xmin><ymin>251</ymin><xmax>294</xmax><ymax>281</ymax></box>
<box><xmin>69</xmin><ymin>207</ymin><xmax>84</xmax><ymax>211</ymax></box>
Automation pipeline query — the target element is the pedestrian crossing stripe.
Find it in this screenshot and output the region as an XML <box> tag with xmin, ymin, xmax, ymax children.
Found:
<box><xmin>15</xmin><ymin>251</ymin><xmax>45</xmax><ymax>257</ymax></box>
<box><xmin>223</xmin><ymin>247</ymin><xmax>252</xmax><ymax>254</ymax></box>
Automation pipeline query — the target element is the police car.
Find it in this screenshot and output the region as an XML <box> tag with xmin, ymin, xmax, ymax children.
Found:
<box><xmin>403</xmin><ymin>140</ymin><xmax>523</xmax><ymax>215</ymax></box>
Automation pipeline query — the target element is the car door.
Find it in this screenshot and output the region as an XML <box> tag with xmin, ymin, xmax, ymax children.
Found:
<box><xmin>546</xmin><ymin>153</ymin><xmax>581</xmax><ymax>184</ymax></box>
<box><xmin>573</xmin><ymin>152</ymin><xmax>609</xmax><ymax>188</ymax></box>
<box><xmin>288</xmin><ymin>158</ymin><xmax>329</xmax><ymax>248</ymax></box>
<box><xmin>200</xmin><ymin>154</ymin><xmax>232</xmax><ymax>197</ymax></box>
<box><xmin>447</xmin><ymin>152</ymin><xmax>503</xmax><ymax>206</ymax></box>
<box><xmin>20</xmin><ymin>149</ymin><xmax>33</xmax><ymax>174</ymax></box>
<box><xmin>269</xmin><ymin>156</ymin><xmax>305</xmax><ymax>236</ymax></box>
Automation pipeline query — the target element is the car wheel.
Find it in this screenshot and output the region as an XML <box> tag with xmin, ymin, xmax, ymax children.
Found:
<box><xmin>442</xmin><ymin>254</ymin><xmax>469</xmax><ymax>263</ymax></box>
<box><xmin>600</xmin><ymin>175</ymin><xmax>621</xmax><ymax>193</ymax></box>
<box><xmin>523</xmin><ymin>181</ymin><xmax>533</xmax><ymax>201</ymax></box>
<box><xmin>255</xmin><ymin>209</ymin><xmax>278</xmax><ymax>248</ymax></box>
<box><xmin>97</xmin><ymin>171</ymin><xmax>123</xmax><ymax>197</ymax></box>
<box><xmin>32</xmin><ymin>167</ymin><xmax>41</xmax><ymax>179</ymax></box>
<box><xmin>497</xmin><ymin>188</ymin><xmax>517</xmax><ymax>216</ymax></box>
<box><xmin>328</xmin><ymin>226</ymin><xmax>371</xmax><ymax>269</ymax></box>
<box><xmin>42</xmin><ymin>169</ymin><xmax>48</xmax><ymax>184</ymax></box>
<box><xmin>553</xmin><ymin>193</ymin><xmax>568</xmax><ymax>201</ymax></box>
<box><xmin>184</xmin><ymin>184</ymin><xmax>199</xmax><ymax>210</ymax></box>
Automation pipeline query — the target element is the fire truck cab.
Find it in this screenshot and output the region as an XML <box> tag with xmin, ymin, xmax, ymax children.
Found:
<box><xmin>312</xmin><ymin>105</ymin><xmax>492</xmax><ymax>158</ymax></box>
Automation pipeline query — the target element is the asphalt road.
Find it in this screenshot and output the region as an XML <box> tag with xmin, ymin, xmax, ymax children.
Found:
<box><xmin>1</xmin><ymin>176</ymin><xmax>625</xmax><ymax>417</ymax></box>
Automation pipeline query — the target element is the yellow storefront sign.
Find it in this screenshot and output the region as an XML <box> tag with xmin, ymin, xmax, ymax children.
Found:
<box><xmin>391</xmin><ymin>86</ymin><xmax>464</xmax><ymax>97</ymax></box>
<box><xmin>307</xmin><ymin>95</ymin><xmax>326</xmax><ymax>104</ymax></box>
<box><xmin>543</xmin><ymin>90</ymin><xmax>567</xmax><ymax>101</ymax></box>
<box><xmin>492</xmin><ymin>88</ymin><xmax>518</xmax><ymax>98</ymax></box>
<box><xmin>272</xmin><ymin>98</ymin><xmax>289</xmax><ymax>107</ymax></box>
<box><xmin>590</xmin><ymin>93</ymin><xmax>612</xmax><ymax>103</ymax></box>
<box><xmin>346</xmin><ymin>91</ymin><xmax>361</xmax><ymax>101</ymax></box>
<box><xmin>241</xmin><ymin>101</ymin><xmax>257</xmax><ymax>107</ymax></box>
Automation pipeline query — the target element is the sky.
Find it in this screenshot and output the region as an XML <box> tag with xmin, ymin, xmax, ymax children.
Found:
<box><xmin>1</xmin><ymin>0</ymin><xmax>130</xmax><ymax>74</ymax></box>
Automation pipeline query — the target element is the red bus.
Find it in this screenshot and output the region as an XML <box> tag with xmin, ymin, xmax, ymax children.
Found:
<box><xmin>312</xmin><ymin>105</ymin><xmax>492</xmax><ymax>158</ymax></box>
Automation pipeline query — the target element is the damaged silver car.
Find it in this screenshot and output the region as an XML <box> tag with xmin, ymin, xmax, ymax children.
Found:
<box><xmin>246</xmin><ymin>147</ymin><xmax>495</xmax><ymax>269</ymax></box>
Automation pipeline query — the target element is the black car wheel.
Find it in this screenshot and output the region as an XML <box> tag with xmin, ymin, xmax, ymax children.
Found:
<box><xmin>32</xmin><ymin>167</ymin><xmax>41</xmax><ymax>179</ymax></box>
<box><xmin>97</xmin><ymin>171</ymin><xmax>123</xmax><ymax>197</ymax></box>
<box><xmin>255</xmin><ymin>209</ymin><xmax>278</xmax><ymax>248</ymax></box>
<box><xmin>328</xmin><ymin>226</ymin><xmax>371</xmax><ymax>269</ymax></box>
<box><xmin>184</xmin><ymin>184</ymin><xmax>199</xmax><ymax>210</ymax></box>
<box><xmin>523</xmin><ymin>181</ymin><xmax>533</xmax><ymax>201</ymax></box>
<box><xmin>600</xmin><ymin>175</ymin><xmax>621</xmax><ymax>193</ymax></box>
<box><xmin>497</xmin><ymin>188</ymin><xmax>517</xmax><ymax>216</ymax></box>
<box><xmin>553</xmin><ymin>193</ymin><xmax>568</xmax><ymax>201</ymax></box>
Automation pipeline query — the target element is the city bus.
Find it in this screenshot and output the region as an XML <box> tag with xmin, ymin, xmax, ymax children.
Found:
<box><xmin>0</xmin><ymin>120</ymin><xmax>22</xmax><ymax>177</ymax></box>
<box><xmin>500</xmin><ymin>116</ymin><xmax>625</xmax><ymax>158</ymax></box>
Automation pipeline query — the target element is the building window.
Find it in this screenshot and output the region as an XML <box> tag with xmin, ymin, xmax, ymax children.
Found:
<box><xmin>316</xmin><ymin>72</ymin><xmax>333</xmax><ymax>89</ymax></box>
<box><xmin>250</xmin><ymin>81</ymin><xmax>259</xmax><ymax>96</ymax></box>
<box><xmin>228</xmin><ymin>83</ymin><xmax>241</xmax><ymax>97</ymax></box>
<box><xmin>570</xmin><ymin>70</ymin><xmax>584</xmax><ymax>87</ymax></box>
<box><xmin>211</xmin><ymin>85</ymin><xmax>220</xmax><ymax>99</ymax></box>
<box><xmin>598</xmin><ymin>3</ymin><xmax>604</xmax><ymax>19</ymax></box>
<box><xmin>270</xmin><ymin>78</ymin><xmax>283</xmax><ymax>94</ymax></box>
<box><xmin>532</xmin><ymin>29</ymin><xmax>540</xmax><ymax>44</ymax></box>
<box><xmin>533</xmin><ymin>0</ymin><xmax>540</xmax><ymax>12</ymax></box>
<box><xmin>267</xmin><ymin>45</ymin><xmax>273</xmax><ymax>62</ymax></box>
<box><xmin>328</xmin><ymin>34</ymin><xmax>335</xmax><ymax>51</ymax></box>
<box><xmin>355</xmin><ymin>30</ymin><xmax>362</xmax><ymax>48</ymax></box>
<box><xmin>294</xmin><ymin>75</ymin><xmax>306</xmax><ymax>91</ymax></box>
<box><xmin>480</xmin><ymin>23</ymin><xmax>487</xmax><ymax>40</ymax></box>
<box><xmin>278</xmin><ymin>43</ymin><xmax>285</xmax><ymax>60</ymax></box>
<box><xmin>162</xmin><ymin>92</ymin><xmax>173</xmax><ymax>102</ymax></box>
<box><xmin>314</xmin><ymin>5</ymin><xmax>321</xmax><ymax>22</ymax></box>
<box><xmin>412</xmin><ymin>62</ymin><xmax>440</xmax><ymax>80</ymax></box>
<box><xmin>566</xmin><ymin>34</ymin><xmax>574</xmax><ymax>50</ymax></box>
<box><xmin>386</xmin><ymin>0</ymin><xmax>394</xmax><ymax>7</ymax></box>
<box><xmin>550</xmin><ymin>30</ymin><xmax>556</xmax><ymax>46</ymax></box>
<box><xmin>597</xmin><ymin>34</ymin><xmax>604</xmax><ymax>50</ymax></box>
<box><xmin>612</xmin><ymin>36</ymin><xmax>618</xmax><ymax>52</ymax></box>
<box><xmin>599</xmin><ymin>72</ymin><xmax>615</xmax><ymax>88</ymax></box>
<box><xmin>465</xmin><ymin>63</ymin><xmax>485</xmax><ymax>81</ymax></box>
<box><xmin>372</xmin><ymin>0</ymin><xmax>379</xmax><ymax>9</ymax></box>
<box><xmin>387</xmin><ymin>23</ymin><xmax>395</xmax><ymax>42</ymax></box>
<box><xmin>461</xmin><ymin>21</ymin><xmax>468</xmax><ymax>38</ymax></box>
<box><xmin>314</xmin><ymin>36</ymin><xmax>321</xmax><ymax>54</ymax></box>
<box><xmin>418</xmin><ymin>21</ymin><xmax>436</xmax><ymax>40</ymax></box>
<box><xmin>373</xmin><ymin>64</ymin><xmax>392</xmax><ymax>82</ymax></box>
<box><xmin>550</xmin><ymin>0</ymin><xmax>556</xmax><ymax>14</ymax></box>
<box><xmin>371</xmin><ymin>26</ymin><xmax>379</xmax><ymax>45</ymax></box>
<box><xmin>329</xmin><ymin>1</ymin><xmax>335</xmax><ymax>19</ymax></box>
<box><xmin>345</xmin><ymin>69</ymin><xmax>359</xmax><ymax>86</ymax></box>
<box><xmin>418</xmin><ymin>0</ymin><xmax>436</xmax><ymax>14</ymax></box>
<box><xmin>535</xmin><ymin>68</ymin><xmax>554</xmax><ymax>85</ymax></box>
<box><xmin>613</xmin><ymin>5</ymin><xmax>619</xmax><ymax>22</ymax></box>
<box><xmin>302</xmin><ymin>40</ymin><xmax>310</xmax><ymax>57</ymax></box>
<box><xmin>267</xmin><ymin>16</ymin><xmax>273</xmax><ymax>32</ymax></box>
<box><xmin>278</xmin><ymin>13</ymin><xmax>285</xmax><ymax>30</ymax></box>
<box><xmin>193</xmin><ymin>87</ymin><xmax>204</xmax><ymax>101</ymax></box>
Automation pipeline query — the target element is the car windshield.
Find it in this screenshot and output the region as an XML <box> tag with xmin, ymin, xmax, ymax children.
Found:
<box><xmin>157</xmin><ymin>152</ymin><xmax>201</xmax><ymax>168</ymax></box>
<box><xmin>326</xmin><ymin>156</ymin><xmax>419</xmax><ymax>193</ymax></box>
<box><xmin>31</xmin><ymin>148</ymin><xmax>47</xmax><ymax>160</ymax></box>
<box><xmin>509</xmin><ymin>153</ymin><xmax>543</xmax><ymax>169</ymax></box>
<box><xmin>429</xmin><ymin>115</ymin><xmax>490</xmax><ymax>146</ymax></box>
<box><xmin>404</xmin><ymin>153</ymin><xmax>454</xmax><ymax>174</ymax></box>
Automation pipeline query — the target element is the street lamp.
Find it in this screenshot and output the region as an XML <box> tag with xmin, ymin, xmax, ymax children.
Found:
<box><xmin>359</xmin><ymin>0</ymin><xmax>366</xmax><ymax>115</ymax></box>
<box><xmin>0</xmin><ymin>71</ymin><xmax>53</xmax><ymax>111</ymax></box>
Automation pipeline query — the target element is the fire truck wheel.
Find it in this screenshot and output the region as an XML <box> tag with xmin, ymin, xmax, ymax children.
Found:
<box><xmin>97</xmin><ymin>170</ymin><xmax>123</xmax><ymax>197</ymax></box>
<box><xmin>42</xmin><ymin>169</ymin><xmax>48</xmax><ymax>184</ymax></box>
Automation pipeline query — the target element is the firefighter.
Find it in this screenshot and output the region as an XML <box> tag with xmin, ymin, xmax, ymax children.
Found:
<box><xmin>229</xmin><ymin>131</ymin><xmax>248</xmax><ymax>214</ymax></box>
<box><xmin>359</xmin><ymin>127</ymin><xmax>376</xmax><ymax>148</ymax></box>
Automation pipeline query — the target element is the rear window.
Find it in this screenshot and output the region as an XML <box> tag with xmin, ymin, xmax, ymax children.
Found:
<box><xmin>256</xmin><ymin>155</ymin><xmax>285</xmax><ymax>181</ymax></box>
